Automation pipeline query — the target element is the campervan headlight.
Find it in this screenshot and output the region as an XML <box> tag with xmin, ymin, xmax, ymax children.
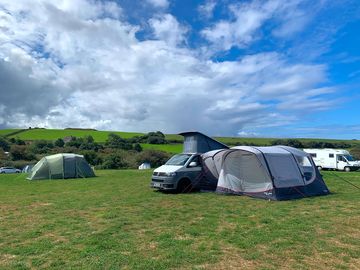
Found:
<box><xmin>165</xmin><ymin>172</ymin><xmax>176</xmax><ymax>177</ymax></box>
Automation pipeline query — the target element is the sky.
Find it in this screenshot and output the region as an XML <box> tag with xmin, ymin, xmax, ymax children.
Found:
<box><xmin>0</xmin><ymin>0</ymin><xmax>359</xmax><ymax>139</ymax></box>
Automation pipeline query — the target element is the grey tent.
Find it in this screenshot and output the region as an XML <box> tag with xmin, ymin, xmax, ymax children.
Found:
<box><xmin>179</xmin><ymin>131</ymin><xmax>229</xmax><ymax>153</ymax></box>
<box><xmin>28</xmin><ymin>153</ymin><xmax>95</xmax><ymax>180</ymax></box>
<box><xmin>201</xmin><ymin>146</ymin><xmax>329</xmax><ymax>200</ymax></box>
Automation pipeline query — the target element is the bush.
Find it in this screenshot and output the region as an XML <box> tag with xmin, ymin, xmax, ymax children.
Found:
<box><xmin>0</xmin><ymin>137</ymin><xmax>10</xmax><ymax>151</ymax></box>
<box><xmin>146</xmin><ymin>131</ymin><xmax>166</xmax><ymax>144</ymax></box>
<box><xmin>81</xmin><ymin>150</ymin><xmax>102</xmax><ymax>166</ymax></box>
<box><xmin>271</xmin><ymin>139</ymin><xmax>303</xmax><ymax>148</ymax></box>
<box><xmin>54</xmin><ymin>138</ymin><xmax>65</xmax><ymax>147</ymax></box>
<box><xmin>350</xmin><ymin>146</ymin><xmax>360</xmax><ymax>160</ymax></box>
<box><xmin>30</xmin><ymin>140</ymin><xmax>54</xmax><ymax>154</ymax></box>
<box><xmin>134</xmin><ymin>143</ymin><xmax>142</xmax><ymax>152</ymax></box>
<box><xmin>105</xmin><ymin>133</ymin><xmax>133</xmax><ymax>150</ymax></box>
<box><xmin>101</xmin><ymin>152</ymin><xmax>128</xmax><ymax>169</ymax></box>
<box><xmin>10</xmin><ymin>145</ymin><xmax>36</xmax><ymax>161</ymax></box>
<box><xmin>136</xmin><ymin>150</ymin><xmax>171</xmax><ymax>168</ymax></box>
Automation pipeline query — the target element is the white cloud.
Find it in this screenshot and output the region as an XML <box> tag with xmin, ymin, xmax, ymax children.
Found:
<box><xmin>198</xmin><ymin>1</ymin><xmax>216</xmax><ymax>19</ymax></box>
<box><xmin>146</xmin><ymin>0</ymin><xmax>169</xmax><ymax>9</ymax></box>
<box><xmin>201</xmin><ymin>0</ymin><xmax>312</xmax><ymax>51</ymax></box>
<box><xmin>0</xmin><ymin>0</ymin><xmax>338</xmax><ymax>136</ymax></box>
<box><xmin>149</xmin><ymin>14</ymin><xmax>188</xmax><ymax>46</ymax></box>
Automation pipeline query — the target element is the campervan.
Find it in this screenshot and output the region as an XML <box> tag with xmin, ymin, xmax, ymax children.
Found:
<box><xmin>303</xmin><ymin>149</ymin><xmax>360</xmax><ymax>172</ymax></box>
<box><xmin>150</xmin><ymin>132</ymin><xmax>228</xmax><ymax>192</ymax></box>
<box><xmin>151</xmin><ymin>153</ymin><xmax>203</xmax><ymax>192</ymax></box>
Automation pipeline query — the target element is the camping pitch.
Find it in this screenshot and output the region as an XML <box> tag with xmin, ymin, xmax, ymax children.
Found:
<box><xmin>201</xmin><ymin>146</ymin><xmax>330</xmax><ymax>200</ymax></box>
<box><xmin>28</xmin><ymin>153</ymin><xmax>95</xmax><ymax>180</ymax></box>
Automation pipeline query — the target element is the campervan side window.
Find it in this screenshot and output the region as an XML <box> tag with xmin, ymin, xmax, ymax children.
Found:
<box><xmin>329</xmin><ymin>154</ymin><xmax>334</xmax><ymax>158</ymax></box>
<box><xmin>310</xmin><ymin>153</ymin><xmax>316</xmax><ymax>158</ymax></box>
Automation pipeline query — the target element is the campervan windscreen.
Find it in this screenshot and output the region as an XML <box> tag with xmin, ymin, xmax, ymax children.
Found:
<box><xmin>344</xmin><ymin>155</ymin><xmax>355</xmax><ymax>161</ymax></box>
<box><xmin>165</xmin><ymin>154</ymin><xmax>191</xmax><ymax>166</ymax></box>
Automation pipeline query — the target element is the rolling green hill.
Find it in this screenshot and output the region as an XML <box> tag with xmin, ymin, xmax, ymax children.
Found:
<box><xmin>1</xmin><ymin>128</ymin><xmax>359</xmax><ymax>155</ymax></box>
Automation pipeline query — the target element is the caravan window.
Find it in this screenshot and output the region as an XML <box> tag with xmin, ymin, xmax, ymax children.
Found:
<box><xmin>329</xmin><ymin>154</ymin><xmax>334</xmax><ymax>158</ymax></box>
<box><xmin>310</xmin><ymin>153</ymin><xmax>317</xmax><ymax>158</ymax></box>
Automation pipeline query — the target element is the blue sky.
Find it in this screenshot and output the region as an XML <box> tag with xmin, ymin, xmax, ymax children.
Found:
<box><xmin>0</xmin><ymin>0</ymin><xmax>359</xmax><ymax>139</ymax></box>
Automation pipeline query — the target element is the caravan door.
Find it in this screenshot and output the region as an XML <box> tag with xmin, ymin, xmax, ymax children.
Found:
<box><xmin>336</xmin><ymin>155</ymin><xmax>347</xmax><ymax>170</ymax></box>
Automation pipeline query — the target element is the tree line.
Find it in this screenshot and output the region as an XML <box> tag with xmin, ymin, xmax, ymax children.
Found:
<box><xmin>0</xmin><ymin>132</ymin><xmax>171</xmax><ymax>170</ymax></box>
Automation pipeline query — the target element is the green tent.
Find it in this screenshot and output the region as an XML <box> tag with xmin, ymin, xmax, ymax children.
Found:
<box><xmin>28</xmin><ymin>153</ymin><xmax>95</xmax><ymax>180</ymax></box>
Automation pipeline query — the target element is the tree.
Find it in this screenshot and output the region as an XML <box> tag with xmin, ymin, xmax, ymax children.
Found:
<box><xmin>134</xmin><ymin>143</ymin><xmax>142</xmax><ymax>152</ymax></box>
<box><xmin>10</xmin><ymin>145</ymin><xmax>35</xmax><ymax>161</ymax></box>
<box><xmin>136</xmin><ymin>150</ymin><xmax>171</xmax><ymax>168</ymax></box>
<box><xmin>54</xmin><ymin>138</ymin><xmax>65</xmax><ymax>147</ymax></box>
<box><xmin>81</xmin><ymin>150</ymin><xmax>102</xmax><ymax>165</ymax></box>
<box><xmin>102</xmin><ymin>153</ymin><xmax>128</xmax><ymax>169</ymax></box>
<box><xmin>147</xmin><ymin>131</ymin><xmax>166</xmax><ymax>144</ymax></box>
<box><xmin>0</xmin><ymin>137</ymin><xmax>10</xmax><ymax>151</ymax></box>
<box><xmin>105</xmin><ymin>133</ymin><xmax>133</xmax><ymax>150</ymax></box>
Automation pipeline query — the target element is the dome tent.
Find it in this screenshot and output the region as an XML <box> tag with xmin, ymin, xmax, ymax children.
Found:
<box><xmin>28</xmin><ymin>153</ymin><xmax>95</xmax><ymax>180</ymax></box>
<box><xmin>201</xmin><ymin>146</ymin><xmax>329</xmax><ymax>200</ymax></box>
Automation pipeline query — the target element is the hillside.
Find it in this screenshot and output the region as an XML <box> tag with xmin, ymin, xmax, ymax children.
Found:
<box><xmin>2</xmin><ymin>128</ymin><xmax>359</xmax><ymax>147</ymax></box>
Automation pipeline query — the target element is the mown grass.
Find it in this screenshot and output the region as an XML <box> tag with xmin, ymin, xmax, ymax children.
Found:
<box><xmin>0</xmin><ymin>170</ymin><xmax>359</xmax><ymax>269</ymax></box>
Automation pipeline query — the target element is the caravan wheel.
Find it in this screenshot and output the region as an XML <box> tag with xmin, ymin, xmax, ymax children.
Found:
<box><xmin>344</xmin><ymin>167</ymin><xmax>351</xmax><ymax>172</ymax></box>
<box><xmin>317</xmin><ymin>166</ymin><xmax>322</xmax><ymax>171</ymax></box>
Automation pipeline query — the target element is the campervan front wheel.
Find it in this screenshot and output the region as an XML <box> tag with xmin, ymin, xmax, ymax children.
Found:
<box><xmin>177</xmin><ymin>178</ymin><xmax>192</xmax><ymax>193</ymax></box>
<box><xmin>344</xmin><ymin>167</ymin><xmax>351</xmax><ymax>172</ymax></box>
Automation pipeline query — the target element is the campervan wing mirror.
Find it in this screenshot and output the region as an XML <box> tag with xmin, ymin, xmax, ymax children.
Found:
<box><xmin>189</xmin><ymin>161</ymin><xmax>197</xmax><ymax>167</ymax></box>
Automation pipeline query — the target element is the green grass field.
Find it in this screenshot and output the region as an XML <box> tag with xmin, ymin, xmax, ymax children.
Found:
<box><xmin>0</xmin><ymin>129</ymin><xmax>21</xmax><ymax>136</ymax></box>
<box><xmin>0</xmin><ymin>170</ymin><xmax>359</xmax><ymax>269</ymax></box>
<box><xmin>4</xmin><ymin>129</ymin><xmax>360</xmax><ymax>148</ymax></box>
<box><xmin>7</xmin><ymin>129</ymin><xmax>145</xmax><ymax>142</ymax></box>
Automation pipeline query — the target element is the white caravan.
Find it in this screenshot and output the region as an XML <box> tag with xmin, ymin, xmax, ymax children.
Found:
<box><xmin>303</xmin><ymin>149</ymin><xmax>360</xmax><ymax>172</ymax></box>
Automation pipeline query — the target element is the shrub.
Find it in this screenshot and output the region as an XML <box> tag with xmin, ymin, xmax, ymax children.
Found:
<box><xmin>136</xmin><ymin>149</ymin><xmax>171</xmax><ymax>168</ymax></box>
<box><xmin>0</xmin><ymin>137</ymin><xmax>10</xmax><ymax>151</ymax></box>
<box><xmin>10</xmin><ymin>145</ymin><xmax>36</xmax><ymax>161</ymax></box>
<box><xmin>54</xmin><ymin>138</ymin><xmax>65</xmax><ymax>147</ymax></box>
<box><xmin>81</xmin><ymin>150</ymin><xmax>102</xmax><ymax>166</ymax></box>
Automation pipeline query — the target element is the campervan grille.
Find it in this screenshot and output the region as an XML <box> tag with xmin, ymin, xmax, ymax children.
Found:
<box><xmin>153</xmin><ymin>172</ymin><xmax>168</xmax><ymax>176</ymax></box>
<box><xmin>152</xmin><ymin>179</ymin><xmax>164</xmax><ymax>182</ymax></box>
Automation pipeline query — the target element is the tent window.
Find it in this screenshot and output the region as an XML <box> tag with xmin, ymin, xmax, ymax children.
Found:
<box><xmin>266</xmin><ymin>154</ymin><xmax>304</xmax><ymax>188</ymax></box>
<box><xmin>295</xmin><ymin>156</ymin><xmax>315</xmax><ymax>182</ymax></box>
<box><xmin>219</xmin><ymin>151</ymin><xmax>273</xmax><ymax>193</ymax></box>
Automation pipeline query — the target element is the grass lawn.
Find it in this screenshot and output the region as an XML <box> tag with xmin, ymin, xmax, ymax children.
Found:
<box><xmin>0</xmin><ymin>170</ymin><xmax>359</xmax><ymax>269</ymax></box>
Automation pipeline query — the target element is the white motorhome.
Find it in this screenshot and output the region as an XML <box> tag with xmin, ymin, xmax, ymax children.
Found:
<box><xmin>303</xmin><ymin>149</ymin><xmax>360</xmax><ymax>172</ymax></box>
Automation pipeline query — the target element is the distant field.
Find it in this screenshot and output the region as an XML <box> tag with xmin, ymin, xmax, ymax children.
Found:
<box><xmin>0</xmin><ymin>129</ymin><xmax>21</xmax><ymax>136</ymax></box>
<box><xmin>0</xmin><ymin>170</ymin><xmax>359</xmax><ymax>269</ymax></box>
<box><xmin>7</xmin><ymin>129</ymin><xmax>145</xmax><ymax>142</ymax></box>
<box><xmin>2</xmin><ymin>128</ymin><xmax>360</xmax><ymax>149</ymax></box>
<box><xmin>141</xmin><ymin>143</ymin><xmax>182</xmax><ymax>153</ymax></box>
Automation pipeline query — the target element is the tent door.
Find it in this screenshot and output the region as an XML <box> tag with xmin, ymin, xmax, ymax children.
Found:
<box><xmin>64</xmin><ymin>157</ymin><xmax>76</xmax><ymax>178</ymax></box>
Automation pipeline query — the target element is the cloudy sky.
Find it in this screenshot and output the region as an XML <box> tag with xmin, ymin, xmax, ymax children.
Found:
<box><xmin>0</xmin><ymin>0</ymin><xmax>359</xmax><ymax>138</ymax></box>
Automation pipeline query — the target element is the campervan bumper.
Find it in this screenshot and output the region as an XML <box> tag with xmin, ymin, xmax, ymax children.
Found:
<box><xmin>151</xmin><ymin>176</ymin><xmax>177</xmax><ymax>190</ymax></box>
